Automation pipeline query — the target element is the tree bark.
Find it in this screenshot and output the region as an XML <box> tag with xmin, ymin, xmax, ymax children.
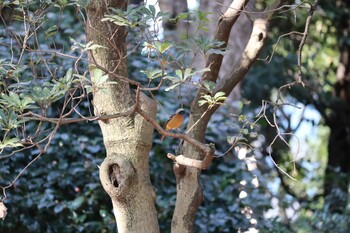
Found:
<box><xmin>324</xmin><ymin>0</ymin><xmax>350</xmax><ymax>211</ymax></box>
<box><xmin>86</xmin><ymin>1</ymin><xmax>159</xmax><ymax>232</ymax></box>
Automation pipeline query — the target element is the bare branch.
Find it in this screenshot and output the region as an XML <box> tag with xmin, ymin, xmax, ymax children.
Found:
<box><xmin>260</xmin><ymin>31</ymin><xmax>304</xmax><ymax>63</ymax></box>
<box><xmin>19</xmin><ymin>108</ymin><xmax>136</xmax><ymax>125</ymax></box>
<box><xmin>297</xmin><ymin>0</ymin><xmax>319</xmax><ymax>84</ymax></box>
<box><xmin>268</xmin><ymin>133</ymin><xmax>298</xmax><ymax>181</ymax></box>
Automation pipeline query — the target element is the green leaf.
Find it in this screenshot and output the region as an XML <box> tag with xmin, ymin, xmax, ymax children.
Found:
<box><xmin>165</xmin><ymin>83</ymin><xmax>180</xmax><ymax>91</ymax></box>
<box><xmin>202</xmin><ymin>94</ymin><xmax>212</xmax><ymax>101</ymax></box>
<box><xmin>53</xmin><ymin>203</ymin><xmax>65</xmax><ymax>213</ymax></box>
<box><xmin>69</xmin><ymin>196</ymin><xmax>85</xmax><ymax>210</ymax></box>
<box><xmin>238</xmin><ymin>114</ymin><xmax>247</xmax><ymax>122</ymax></box>
<box><xmin>0</xmin><ymin>137</ymin><xmax>23</xmax><ymax>149</ymax></box>
<box><xmin>102</xmin><ymin>14</ymin><xmax>130</xmax><ymax>27</ymax></box>
<box><xmin>138</xmin><ymin>6</ymin><xmax>152</xmax><ymax>16</ymax></box>
<box><xmin>141</xmin><ymin>69</ymin><xmax>163</xmax><ymax>80</ymax></box>
<box><xmin>44</xmin><ymin>25</ymin><xmax>58</xmax><ymax>38</ymax></box>
<box><xmin>216</xmin><ymin>98</ymin><xmax>227</xmax><ymax>104</ymax></box>
<box><xmin>163</xmin><ymin>76</ymin><xmax>181</xmax><ymax>85</ymax></box>
<box><xmin>214</xmin><ymin>91</ymin><xmax>226</xmax><ymax>99</ymax></box>
<box><xmin>216</xmin><ymin>96</ymin><xmax>227</xmax><ymax>100</ymax></box>
<box><xmin>1</xmin><ymin>92</ymin><xmax>36</xmax><ymax>112</ymax></box>
<box><xmin>175</xmin><ymin>12</ymin><xmax>190</xmax><ymax>21</ymax></box>
<box><xmin>175</xmin><ymin>69</ymin><xmax>183</xmax><ymax>79</ymax></box>
<box><xmin>85</xmin><ymin>85</ymin><xmax>93</xmax><ymax>94</ymax></box>
<box><xmin>10</xmin><ymin>92</ymin><xmax>21</xmax><ymax>106</ymax></box>
<box><xmin>159</xmin><ymin>41</ymin><xmax>173</xmax><ymax>53</ymax></box>
<box><xmin>100</xmin><ymin>88</ymin><xmax>110</xmax><ymax>95</ymax></box>
<box><xmin>85</xmin><ymin>43</ymin><xmax>107</xmax><ymax>51</ymax></box>
<box><xmin>203</xmin><ymin>80</ymin><xmax>215</xmax><ymax>92</ymax></box>
<box><xmin>227</xmin><ymin>136</ymin><xmax>237</xmax><ymax>145</ymax></box>
<box><xmin>92</xmin><ymin>69</ymin><xmax>109</xmax><ymax>85</ymax></box>
<box><xmin>151</xmin><ymin>41</ymin><xmax>172</xmax><ymax>54</ymax></box>
<box><xmin>65</xmin><ymin>68</ymin><xmax>73</xmax><ymax>83</ymax></box>
<box><xmin>148</xmin><ymin>4</ymin><xmax>156</xmax><ymax>16</ymax></box>
<box><xmin>183</xmin><ymin>68</ymin><xmax>192</xmax><ymax>80</ymax></box>
<box><xmin>240</xmin><ymin>128</ymin><xmax>249</xmax><ymax>135</ymax></box>
<box><xmin>70</xmin><ymin>37</ymin><xmax>87</xmax><ymax>51</ymax></box>
<box><xmin>198</xmin><ymin>100</ymin><xmax>207</xmax><ymax>106</ymax></box>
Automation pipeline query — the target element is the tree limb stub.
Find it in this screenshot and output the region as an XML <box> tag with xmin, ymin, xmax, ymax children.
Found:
<box><xmin>167</xmin><ymin>153</ymin><xmax>214</xmax><ymax>170</ymax></box>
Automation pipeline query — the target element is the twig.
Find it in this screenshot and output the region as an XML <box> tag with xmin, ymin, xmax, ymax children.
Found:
<box><xmin>215</xmin><ymin>1</ymin><xmax>311</xmax><ymax>15</ymax></box>
<box><xmin>0</xmin><ymin>144</ymin><xmax>36</xmax><ymax>160</ymax></box>
<box><xmin>255</xmin><ymin>100</ymin><xmax>302</xmax><ymax>181</ymax></box>
<box><xmin>297</xmin><ymin>0</ymin><xmax>319</xmax><ymax>84</ymax></box>
<box><xmin>1</xmin><ymin>150</ymin><xmax>44</xmax><ymax>199</ymax></box>
<box><xmin>19</xmin><ymin>110</ymin><xmax>135</xmax><ymax>125</ymax></box>
<box><xmin>268</xmin><ymin>134</ymin><xmax>297</xmax><ymax>181</ymax></box>
<box><xmin>185</xmin><ymin>107</ymin><xmax>210</xmax><ymax>134</ymax></box>
<box><xmin>260</xmin><ymin>31</ymin><xmax>304</xmax><ymax>63</ymax></box>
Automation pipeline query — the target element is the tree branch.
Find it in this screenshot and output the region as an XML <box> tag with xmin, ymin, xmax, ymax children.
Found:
<box><xmin>203</xmin><ymin>0</ymin><xmax>250</xmax><ymax>83</ymax></box>
<box><xmin>215</xmin><ymin>18</ymin><xmax>268</xmax><ymax>95</ymax></box>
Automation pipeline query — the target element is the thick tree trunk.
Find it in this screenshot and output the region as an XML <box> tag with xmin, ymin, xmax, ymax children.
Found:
<box><xmin>324</xmin><ymin>1</ymin><xmax>350</xmax><ymax>212</ymax></box>
<box><xmin>324</xmin><ymin>12</ymin><xmax>350</xmax><ymax>212</ymax></box>
<box><xmin>86</xmin><ymin>1</ymin><xmax>159</xmax><ymax>232</ymax></box>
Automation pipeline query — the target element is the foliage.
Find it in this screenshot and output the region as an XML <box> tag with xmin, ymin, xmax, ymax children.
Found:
<box><xmin>241</xmin><ymin>1</ymin><xmax>350</xmax><ymax>232</ymax></box>
<box><xmin>0</xmin><ymin>121</ymin><xmax>116</xmax><ymax>233</ymax></box>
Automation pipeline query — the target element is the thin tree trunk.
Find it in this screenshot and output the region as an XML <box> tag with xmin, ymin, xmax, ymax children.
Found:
<box><xmin>86</xmin><ymin>1</ymin><xmax>159</xmax><ymax>232</ymax></box>
<box><xmin>170</xmin><ymin>109</ymin><xmax>207</xmax><ymax>233</ymax></box>
<box><xmin>171</xmin><ymin>1</ymin><xmax>271</xmax><ymax>232</ymax></box>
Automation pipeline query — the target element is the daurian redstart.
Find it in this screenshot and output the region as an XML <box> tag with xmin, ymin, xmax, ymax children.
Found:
<box><xmin>161</xmin><ymin>108</ymin><xmax>185</xmax><ymax>141</ymax></box>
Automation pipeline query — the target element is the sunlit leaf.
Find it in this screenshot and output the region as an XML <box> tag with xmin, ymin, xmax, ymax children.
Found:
<box><xmin>0</xmin><ymin>137</ymin><xmax>23</xmax><ymax>149</ymax></box>
<box><xmin>165</xmin><ymin>83</ymin><xmax>180</xmax><ymax>91</ymax></box>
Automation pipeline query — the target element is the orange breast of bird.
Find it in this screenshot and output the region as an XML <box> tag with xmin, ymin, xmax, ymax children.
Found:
<box><xmin>165</xmin><ymin>114</ymin><xmax>184</xmax><ymax>131</ymax></box>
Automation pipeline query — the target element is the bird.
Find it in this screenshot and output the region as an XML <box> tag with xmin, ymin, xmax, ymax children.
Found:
<box><xmin>161</xmin><ymin>108</ymin><xmax>185</xmax><ymax>141</ymax></box>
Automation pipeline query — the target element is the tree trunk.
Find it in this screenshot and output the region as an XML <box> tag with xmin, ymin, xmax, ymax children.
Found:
<box><xmin>171</xmin><ymin>1</ymin><xmax>269</xmax><ymax>232</ymax></box>
<box><xmin>86</xmin><ymin>1</ymin><xmax>159</xmax><ymax>232</ymax></box>
<box><xmin>170</xmin><ymin>108</ymin><xmax>207</xmax><ymax>233</ymax></box>
<box><xmin>324</xmin><ymin>4</ymin><xmax>350</xmax><ymax>211</ymax></box>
